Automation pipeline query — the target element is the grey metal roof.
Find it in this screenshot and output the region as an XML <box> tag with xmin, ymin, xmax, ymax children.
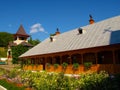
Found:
<box><xmin>20</xmin><ymin>15</ymin><xmax>120</xmax><ymax>58</ymax></box>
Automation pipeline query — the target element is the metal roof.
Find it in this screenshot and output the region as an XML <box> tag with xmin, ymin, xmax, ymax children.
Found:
<box><xmin>20</xmin><ymin>15</ymin><xmax>120</xmax><ymax>58</ymax></box>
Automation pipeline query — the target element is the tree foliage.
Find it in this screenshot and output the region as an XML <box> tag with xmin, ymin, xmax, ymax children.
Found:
<box><xmin>0</xmin><ymin>47</ymin><xmax>7</xmax><ymax>57</ymax></box>
<box><xmin>11</xmin><ymin>45</ymin><xmax>29</xmax><ymax>64</ymax></box>
<box><xmin>0</xmin><ymin>32</ymin><xmax>13</xmax><ymax>47</ymax></box>
<box><xmin>28</xmin><ymin>36</ymin><xmax>40</xmax><ymax>46</ymax></box>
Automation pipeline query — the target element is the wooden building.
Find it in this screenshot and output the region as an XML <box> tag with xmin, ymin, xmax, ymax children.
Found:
<box><xmin>20</xmin><ymin>15</ymin><xmax>120</xmax><ymax>74</ymax></box>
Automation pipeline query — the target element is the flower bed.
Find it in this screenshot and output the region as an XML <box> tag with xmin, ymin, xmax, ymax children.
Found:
<box><xmin>0</xmin><ymin>79</ymin><xmax>25</xmax><ymax>90</ymax></box>
<box><xmin>0</xmin><ymin>67</ymin><xmax>120</xmax><ymax>90</ymax></box>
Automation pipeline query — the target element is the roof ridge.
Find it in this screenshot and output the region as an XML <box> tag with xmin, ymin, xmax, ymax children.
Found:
<box><xmin>56</xmin><ymin>15</ymin><xmax>120</xmax><ymax>36</ymax></box>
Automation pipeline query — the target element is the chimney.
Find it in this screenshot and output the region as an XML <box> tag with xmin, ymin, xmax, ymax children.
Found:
<box><xmin>78</xmin><ymin>28</ymin><xmax>83</xmax><ymax>34</ymax></box>
<box><xmin>89</xmin><ymin>14</ymin><xmax>95</xmax><ymax>24</ymax></box>
<box><xmin>55</xmin><ymin>28</ymin><xmax>60</xmax><ymax>35</ymax></box>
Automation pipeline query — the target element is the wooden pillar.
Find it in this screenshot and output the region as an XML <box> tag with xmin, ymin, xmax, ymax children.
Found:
<box><xmin>44</xmin><ymin>57</ymin><xmax>47</xmax><ymax>65</ymax></box>
<box><xmin>59</xmin><ymin>55</ymin><xmax>62</xmax><ymax>65</ymax></box>
<box><xmin>30</xmin><ymin>58</ymin><xmax>32</xmax><ymax>64</ymax></box>
<box><xmin>31</xmin><ymin>58</ymin><xmax>34</xmax><ymax>64</ymax></box>
<box><xmin>61</xmin><ymin>55</ymin><xmax>63</xmax><ymax>64</ymax></box>
<box><xmin>36</xmin><ymin>57</ymin><xmax>38</xmax><ymax>64</ymax></box>
<box><xmin>95</xmin><ymin>52</ymin><xmax>98</xmax><ymax>64</ymax></box>
<box><xmin>69</xmin><ymin>54</ymin><xmax>72</xmax><ymax>64</ymax></box>
<box><xmin>112</xmin><ymin>50</ymin><xmax>116</xmax><ymax>64</ymax></box>
<box><xmin>81</xmin><ymin>53</ymin><xmax>84</xmax><ymax>64</ymax></box>
<box><xmin>43</xmin><ymin>57</ymin><xmax>47</xmax><ymax>70</ymax></box>
<box><xmin>52</xmin><ymin>56</ymin><xmax>55</xmax><ymax>64</ymax></box>
<box><xmin>34</xmin><ymin>57</ymin><xmax>36</xmax><ymax>64</ymax></box>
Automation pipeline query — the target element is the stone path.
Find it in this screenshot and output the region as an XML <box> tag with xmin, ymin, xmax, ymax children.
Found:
<box><xmin>0</xmin><ymin>64</ymin><xmax>20</xmax><ymax>71</ymax></box>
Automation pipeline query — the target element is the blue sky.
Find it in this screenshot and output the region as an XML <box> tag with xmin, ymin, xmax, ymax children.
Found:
<box><xmin>0</xmin><ymin>0</ymin><xmax>120</xmax><ymax>41</ymax></box>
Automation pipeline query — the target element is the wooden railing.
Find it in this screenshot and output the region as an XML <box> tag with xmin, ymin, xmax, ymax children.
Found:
<box><xmin>23</xmin><ymin>64</ymin><xmax>120</xmax><ymax>74</ymax></box>
<box><xmin>23</xmin><ymin>65</ymin><xmax>43</xmax><ymax>71</ymax></box>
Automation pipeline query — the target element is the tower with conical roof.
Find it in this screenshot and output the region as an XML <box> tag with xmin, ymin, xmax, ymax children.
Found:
<box><xmin>13</xmin><ymin>25</ymin><xmax>30</xmax><ymax>45</ymax></box>
<box><xmin>7</xmin><ymin>25</ymin><xmax>32</xmax><ymax>65</ymax></box>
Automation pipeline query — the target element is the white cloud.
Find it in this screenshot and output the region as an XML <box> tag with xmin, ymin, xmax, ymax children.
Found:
<box><xmin>30</xmin><ymin>23</ymin><xmax>47</xmax><ymax>34</ymax></box>
<box><xmin>30</xmin><ymin>28</ymin><xmax>38</xmax><ymax>33</ymax></box>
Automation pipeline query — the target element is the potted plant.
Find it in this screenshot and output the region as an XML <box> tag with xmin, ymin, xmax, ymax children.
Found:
<box><xmin>84</xmin><ymin>62</ymin><xmax>92</xmax><ymax>70</ymax></box>
<box><xmin>62</xmin><ymin>62</ymin><xmax>68</xmax><ymax>69</ymax></box>
<box><xmin>54</xmin><ymin>63</ymin><xmax>59</xmax><ymax>69</ymax></box>
<box><xmin>73</xmin><ymin>63</ymin><xmax>79</xmax><ymax>70</ymax></box>
<box><xmin>46</xmin><ymin>63</ymin><xmax>51</xmax><ymax>69</ymax></box>
<box><xmin>36</xmin><ymin>64</ymin><xmax>39</xmax><ymax>68</ymax></box>
<box><xmin>31</xmin><ymin>64</ymin><xmax>34</xmax><ymax>70</ymax></box>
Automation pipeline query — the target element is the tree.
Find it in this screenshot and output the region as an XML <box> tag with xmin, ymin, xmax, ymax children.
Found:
<box><xmin>0</xmin><ymin>32</ymin><xmax>13</xmax><ymax>47</ymax></box>
<box><xmin>11</xmin><ymin>45</ymin><xmax>29</xmax><ymax>64</ymax></box>
<box><xmin>28</xmin><ymin>36</ymin><xmax>40</xmax><ymax>46</ymax></box>
<box><xmin>0</xmin><ymin>47</ymin><xmax>7</xmax><ymax>57</ymax></box>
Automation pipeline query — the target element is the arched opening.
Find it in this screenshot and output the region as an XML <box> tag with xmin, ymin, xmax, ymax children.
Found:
<box><xmin>83</xmin><ymin>53</ymin><xmax>96</xmax><ymax>64</ymax></box>
<box><xmin>97</xmin><ymin>51</ymin><xmax>113</xmax><ymax>64</ymax></box>
<box><xmin>37</xmin><ymin>57</ymin><xmax>43</xmax><ymax>64</ymax></box>
<box><xmin>62</xmin><ymin>55</ymin><xmax>70</xmax><ymax>64</ymax></box>
<box><xmin>25</xmin><ymin>58</ymin><xmax>31</xmax><ymax>65</ymax></box>
<box><xmin>46</xmin><ymin>57</ymin><xmax>52</xmax><ymax>64</ymax></box>
<box><xmin>40</xmin><ymin>57</ymin><xmax>45</xmax><ymax>70</ymax></box>
<box><xmin>115</xmin><ymin>49</ymin><xmax>120</xmax><ymax>64</ymax></box>
<box><xmin>30</xmin><ymin>58</ymin><xmax>34</xmax><ymax>64</ymax></box>
<box><xmin>22</xmin><ymin>58</ymin><xmax>27</xmax><ymax>65</ymax></box>
<box><xmin>71</xmin><ymin>53</ymin><xmax>82</xmax><ymax>64</ymax></box>
<box><xmin>53</xmin><ymin>56</ymin><xmax>61</xmax><ymax>64</ymax></box>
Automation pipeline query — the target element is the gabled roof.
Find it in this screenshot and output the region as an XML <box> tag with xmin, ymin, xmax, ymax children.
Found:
<box><xmin>20</xmin><ymin>15</ymin><xmax>120</xmax><ymax>58</ymax></box>
<box><xmin>15</xmin><ymin>25</ymin><xmax>29</xmax><ymax>37</ymax></box>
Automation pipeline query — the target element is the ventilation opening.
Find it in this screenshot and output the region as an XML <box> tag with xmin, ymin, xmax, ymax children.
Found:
<box><xmin>50</xmin><ymin>36</ymin><xmax>53</xmax><ymax>42</ymax></box>
<box><xmin>78</xmin><ymin>28</ymin><xmax>82</xmax><ymax>34</ymax></box>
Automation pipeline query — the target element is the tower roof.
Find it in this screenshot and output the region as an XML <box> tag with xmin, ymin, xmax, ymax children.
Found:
<box><xmin>15</xmin><ymin>25</ymin><xmax>30</xmax><ymax>37</ymax></box>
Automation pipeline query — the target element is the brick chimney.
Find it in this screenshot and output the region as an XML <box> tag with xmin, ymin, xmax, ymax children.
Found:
<box><xmin>55</xmin><ymin>28</ymin><xmax>60</xmax><ymax>35</ymax></box>
<box><xmin>89</xmin><ymin>14</ymin><xmax>95</xmax><ymax>24</ymax></box>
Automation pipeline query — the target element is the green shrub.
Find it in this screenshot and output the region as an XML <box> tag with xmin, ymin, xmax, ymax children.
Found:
<box><xmin>0</xmin><ymin>47</ymin><xmax>7</xmax><ymax>57</ymax></box>
<box><xmin>46</xmin><ymin>63</ymin><xmax>51</xmax><ymax>69</ymax></box>
<box><xmin>62</xmin><ymin>62</ymin><xmax>68</xmax><ymax>69</ymax></box>
<box><xmin>73</xmin><ymin>63</ymin><xmax>79</xmax><ymax>70</ymax></box>
<box><xmin>84</xmin><ymin>62</ymin><xmax>92</xmax><ymax>70</ymax></box>
<box><xmin>54</xmin><ymin>63</ymin><xmax>59</xmax><ymax>69</ymax></box>
<box><xmin>8</xmin><ymin>68</ymin><xmax>18</xmax><ymax>78</ymax></box>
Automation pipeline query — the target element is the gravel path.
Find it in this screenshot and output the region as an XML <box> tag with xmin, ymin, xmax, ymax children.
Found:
<box><xmin>0</xmin><ymin>64</ymin><xmax>20</xmax><ymax>71</ymax></box>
